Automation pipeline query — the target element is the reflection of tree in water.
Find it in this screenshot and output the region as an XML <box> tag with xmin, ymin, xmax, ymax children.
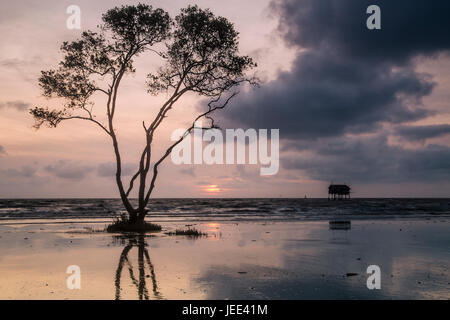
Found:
<box><xmin>114</xmin><ymin>234</ymin><xmax>161</xmax><ymax>300</ymax></box>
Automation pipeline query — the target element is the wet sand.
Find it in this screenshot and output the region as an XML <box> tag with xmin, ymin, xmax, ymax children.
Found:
<box><xmin>0</xmin><ymin>218</ymin><xmax>449</xmax><ymax>299</ymax></box>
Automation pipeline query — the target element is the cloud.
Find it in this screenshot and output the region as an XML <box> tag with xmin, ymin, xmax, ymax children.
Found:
<box><xmin>0</xmin><ymin>165</ymin><xmax>37</xmax><ymax>178</ymax></box>
<box><xmin>223</xmin><ymin>51</ymin><xmax>433</xmax><ymax>139</ymax></box>
<box><xmin>283</xmin><ymin>135</ymin><xmax>450</xmax><ymax>183</ymax></box>
<box><xmin>179</xmin><ymin>167</ymin><xmax>196</xmax><ymax>177</ymax></box>
<box><xmin>0</xmin><ymin>58</ymin><xmax>26</xmax><ymax>68</ymax></box>
<box><xmin>0</xmin><ymin>100</ymin><xmax>30</xmax><ymax>111</ymax></box>
<box><xmin>216</xmin><ymin>0</ymin><xmax>450</xmax><ymax>186</ymax></box>
<box><xmin>0</xmin><ymin>145</ymin><xmax>5</xmax><ymax>154</ymax></box>
<box><xmin>271</xmin><ymin>0</ymin><xmax>450</xmax><ymax>63</ymax></box>
<box><xmin>0</xmin><ymin>57</ymin><xmax>43</xmax><ymax>84</ymax></box>
<box><xmin>220</xmin><ymin>0</ymin><xmax>450</xmax><ymax>140</ymax></box>
<box><xmin>45</xmin><ymin>160</ymin><xmax>93</xmax><ymax>180</ymax></box>
<box><xmin>97</xmin><ymin>162</ymin><xmax>134</xmax><ymax>177</ymax></box>
<box><xmin>395</xmin><ymin>124</ymin><xmax>450</xmax><ymax>141</ymax></box>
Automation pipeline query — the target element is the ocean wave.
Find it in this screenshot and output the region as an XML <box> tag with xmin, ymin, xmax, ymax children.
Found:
<box><xmin>0</xmin><ymin>198</ymin><xmax>449</xmax><ymax>222</ymax></box>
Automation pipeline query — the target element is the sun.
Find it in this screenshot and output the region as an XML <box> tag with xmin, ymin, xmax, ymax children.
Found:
<box><xmin>201</xmin><ymin>184</ymin><xmax>221</xmax><ymax>194</ymax></box>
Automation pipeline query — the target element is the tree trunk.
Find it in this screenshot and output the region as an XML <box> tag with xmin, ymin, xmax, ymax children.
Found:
<box><xmin>128</xmin><ymin>211</ymin><xmax>139</xmax><ymax>224</ymax></box>
<box><xmin>137</xmin><ymin>209</ymin><xmax>147</xmax><ymax>224</ymax></box>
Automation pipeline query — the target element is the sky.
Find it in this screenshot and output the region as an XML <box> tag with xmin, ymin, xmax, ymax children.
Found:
<box><xmin>0</xmin><ymin>0</ymin><xmax>449</xmax><ymax>198</ymax></box>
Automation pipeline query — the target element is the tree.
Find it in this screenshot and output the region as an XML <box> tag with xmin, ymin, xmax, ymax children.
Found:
<box><xmin>30</xmin><ymin>4</ymin><xmax>257</xmax><ymax>227</ymax></box>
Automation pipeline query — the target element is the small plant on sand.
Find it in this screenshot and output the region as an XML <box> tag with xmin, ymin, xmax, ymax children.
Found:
<box><xmin>106</xmin><ymin>213</ymin><xmax>161</xmax><ymax>233</ymax></box>
<box><xmin>166</xmin><ymin>227</ymin><xmax>207</xmax><ymax>237</ymax></box>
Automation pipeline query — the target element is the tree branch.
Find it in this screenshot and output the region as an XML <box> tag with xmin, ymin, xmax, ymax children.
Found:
<box><xmin>58</xmin><ymin>116</ymin><xmax>111</xmax><ymax>136</ymax></box>
<box><xmin>125</xmin><ymin>170</ymin><xmax>141</xmax><ymax>197</ymax></box>
<box><xmin>144</xmin><ymin>92</ymin><xmax>238</xmax><ymax>204</ymax></box>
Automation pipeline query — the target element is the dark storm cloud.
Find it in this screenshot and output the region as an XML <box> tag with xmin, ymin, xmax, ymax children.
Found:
<box><xmin>221</xmin><ymin>0</ymin><xmax>450</xmax><ymax>139</ymax></box>
<box><xmin>0</xmin><ymin>100</ymin><xmax>30</xmax><ymax>111</ymax></box>
<box><xmin>225</xmin><ymin>50</ymin><xmax>433</xmax><ymax>139</ymax></box>
<box><xmin>217</xmin><ymin>0</ymin><xmax>450</xmax><ymax>184</ymax></box>
<box><xmin>283</xmin><ymin>135</ymin><xmax>450</xmax><ymax>183</ymax></box>
<box><xmin>395</xmin><ymin>124</ymin><xmax>450</xmax><ymax>141</ymax></box>
<box><xmin>272</xmin><ymin>0</ymin><xmax>450</xmax><ymax>63</ymax></box>
<box><xmin>45</xmin><ymin>160</ymin><xmax>93</xmax><ymax>180</ymax></box>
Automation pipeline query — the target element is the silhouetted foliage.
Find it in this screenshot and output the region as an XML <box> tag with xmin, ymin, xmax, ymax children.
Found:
<box><xmin>30</xmin><ymin>4</ymin><xmax>257</xmax><ymax>227</ymax></box>
<box><xmin>106</xmin><ymin>213</ymin><xmax>162</xmax><ymax>233</ymax></box>
<box><xmin>147</xmin><ymin>5</ymin><xmax>256</xmax><ymax>96</ymax></box>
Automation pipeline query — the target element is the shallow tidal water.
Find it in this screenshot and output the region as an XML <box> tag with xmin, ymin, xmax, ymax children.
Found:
<box><xmin>0</xmin><ymin>218</ymin><xmax>449</xmax><ymax>299</ymax></box>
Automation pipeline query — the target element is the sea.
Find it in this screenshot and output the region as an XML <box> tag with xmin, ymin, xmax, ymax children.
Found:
<box><xmin>0</xmin><ymin>198</ymin><xmax>449</xmax><ymax>223</ymax></box>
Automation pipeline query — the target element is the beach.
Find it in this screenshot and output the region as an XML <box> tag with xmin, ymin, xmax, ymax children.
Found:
<box><xmin>0</xmin><ymin>210</ymin><xmax>449</xmax><ymax>299</ymax></box>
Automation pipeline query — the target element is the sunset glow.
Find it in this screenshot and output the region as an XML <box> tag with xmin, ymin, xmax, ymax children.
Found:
<box><xmin>0</xmin><ymin>0</ymin><xmax>450</xmax><ymax>199</ymax></box>
<box><xmin>201</xmin><ymin>185</ymin><xmax>221</xmax><ymax>194</ymax></box>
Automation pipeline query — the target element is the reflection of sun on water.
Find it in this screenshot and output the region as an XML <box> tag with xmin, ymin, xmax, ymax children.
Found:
<box><xmin>207</xmin><ymin>223</ymin><xmax>220</xmax><ymax>228</ymax></box>
<box><xmin>206</xmin><ymin>222</ymin><xmax>221</xmax><ymax>235</ymax></box>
